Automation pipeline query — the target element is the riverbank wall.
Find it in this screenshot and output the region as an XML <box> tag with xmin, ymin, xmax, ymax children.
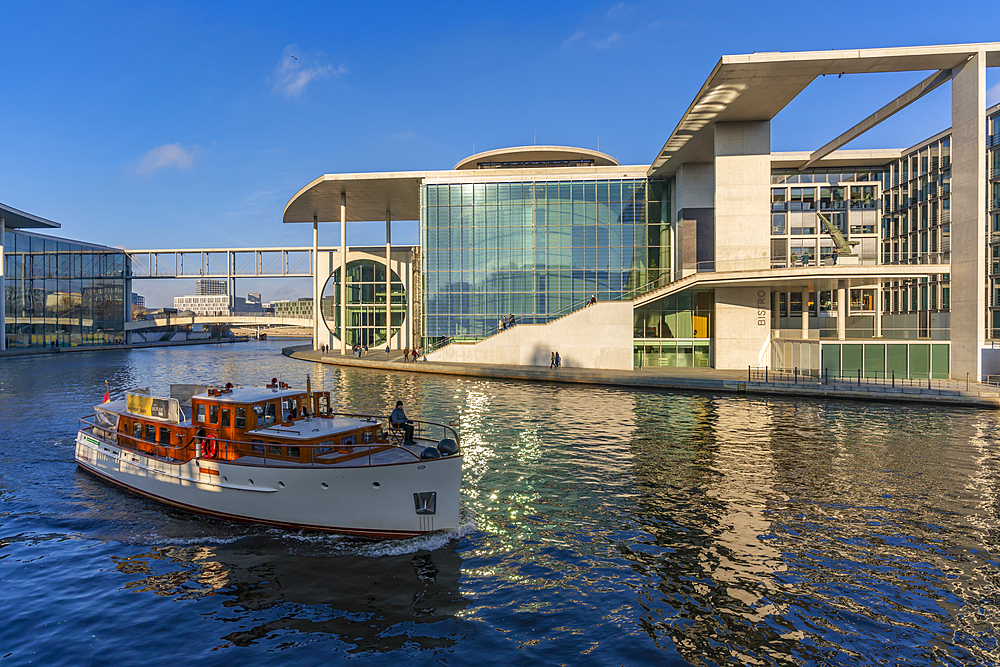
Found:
<box><xmin>1</xmin><ymin>337</ymin><xmax>248</xmax><ymax>358</ymax></box>
<box><xmin>284</xmin><ymin>345</ymin><xmax>1000</xmax><ymax>409</ymax></box>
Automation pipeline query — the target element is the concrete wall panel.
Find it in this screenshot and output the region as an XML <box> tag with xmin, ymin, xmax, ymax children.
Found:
<box><xmin>427</xmin><ymin>302</ymin><xmax>634</xmax><ymax>370</ymax></box>
<box><xmin>715</xmin><ymin>286</ymin><xmax>771</xmax><ymax>369</ymax></box>
<box><xmin>714</xmin><ymin>122</ymin><xmax>770</xmax><ymax>270</ymax></box>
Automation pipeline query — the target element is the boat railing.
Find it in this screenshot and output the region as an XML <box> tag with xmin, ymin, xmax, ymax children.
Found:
<box><xmin>79</xmin><ymin>412</ymin><xmax>461</xmax><ymax>469</ymax></box>
<box><xmin>329</xmin><ymin>412</ymin><xmax>460</xmax><ymax>447</ymax></box>
<box><xmin>79</xmin><ymin>416</ymin><xmax>196</xmax><ymax>462</ymax></box>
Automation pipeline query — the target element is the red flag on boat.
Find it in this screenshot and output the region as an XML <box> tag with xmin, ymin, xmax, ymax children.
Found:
<box><xmin>103</xmin><ymin>380</ymin><xmax>110</xmax><ymax>404</ymax></box>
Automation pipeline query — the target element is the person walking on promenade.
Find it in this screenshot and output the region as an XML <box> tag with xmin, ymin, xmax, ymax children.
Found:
<box><xmin>498</xmin><ymin>316</ymin><xmax>503</xmax><ymax>333</ymax></box>
<box><xmin>509</xmin><ymin>313</ymin><xmax>516</xmax><ymax>327</ymax></box>
<box><xmin>403</xmin><ymin>347</ymin><xmax>410</xmax><ymax>362</ymax></box>
<box><xmin>412</xmin><ymin>346</ymin><xmax>419</xmax><ymax>361</ymax></box>
<box><xmin>386</xmin><ymin>344</ymin><xmax>391</xmax><ymax>357</ymax></box>
<box><xmin>550</xmin><ymin>351</ymin><xmax>556</xmax><ymax>369</ymax></box>
<box><xmin>832</xmin><ymin>247</ymin><xmax>839</xmax><ymax>265</ymax></box>
<box><xmin>501</xmin><ymin>316</ymin><xmax>507</xmax><ymax>331</ymax></box>
<box><xmin>554</xmin><ymin>351</ymin><xmax>561</xmax><ymax>368</ymax></box>
<box><xmin>390</xmin><ymin>400</ymin><xmax>415</xmax><ymax>444</ymax></box>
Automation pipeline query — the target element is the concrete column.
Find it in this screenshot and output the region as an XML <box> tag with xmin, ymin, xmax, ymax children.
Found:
<box><xmin>801</xmin><ymin>290</ymin><xmax>810</xmax><ymax>340</ymax></box>
<box><xmin>340</xmin><ymin>192</ymin><xmax>347</xmax><ymax>355</ymax></box>
<box><xmin>950</xmin><ymin>49</ymin><xmax>988</xmax><ymax>379</ymax></box>
<box><xmin>386</xmin><ymin>209</ymin><xmax>392</xmax><ymax>349</ymax></box>
<box><xmin>875</xmin><ymin>284</ymin><xmax>883</xmax><ymax>338</ymax></box>
<box><xmin>714</xmin><ymin>121</ymin><xmax>771</xmax><ymax>273</ymax></box>
<box><xmin>771</xmin><ymin>290</ymin><xmax>778</xmax><ymax>332</ymax></box>
<box><xmin>228</xmin><ymin>251</ymin><xmax>235</xmax><ymax>318</ymax></box>
<box><xmin>312</xmin><ymin>216</ymin><xmax>319</xmax><ymax>351</ymax></box>
<box><xmin>1</xmin><ymin>216</ymin><xmax>5</xmax><ymax>351</ymax></box>
<box><xmin>837</xmin><ymin>282</ymin><xmax>847</xmax><ymax>340</ymax></box>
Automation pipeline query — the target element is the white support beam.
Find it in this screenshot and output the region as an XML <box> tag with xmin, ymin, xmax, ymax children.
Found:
<box><xmin>386</xmin><ymin>208</ymin><xmax>392</xmax><ymax>350</ymax></box>
<box><xmin>799</xmin><ymin>68</ymin><xmax>953</xmax><ymax>171</ymax></box>
<box><xmin>340</xmin><ymin>192</ymin><xmax>347</xmax><ymax>355</ymax></box>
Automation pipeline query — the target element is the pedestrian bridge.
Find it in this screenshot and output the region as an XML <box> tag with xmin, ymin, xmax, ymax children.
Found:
<box><xmin>125</xmin><ymin>315</ymin><xmax>312</xmax><ymax>331</ymax></box>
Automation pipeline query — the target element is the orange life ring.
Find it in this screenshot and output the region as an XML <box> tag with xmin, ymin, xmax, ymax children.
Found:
<box><xmin>200</xmin><ymin>437</ymin><xmax>218</xmax><ymax>459</ymax></box>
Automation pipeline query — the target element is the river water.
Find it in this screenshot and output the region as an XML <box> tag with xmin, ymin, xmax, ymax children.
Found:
<box><xmin>1</xmin><ymin>339</ymin><xmax>999</xmax><ymax>665</ymax></box>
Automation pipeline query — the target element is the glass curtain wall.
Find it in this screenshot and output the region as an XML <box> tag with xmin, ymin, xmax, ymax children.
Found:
<box><xmin>632</xmin><ymin>290</ymin><xmax>714</xmax><ymax>368</ymax></box>
<box><xmin>3</xmin><ymin>230</ymin><xmax>127</xmax><ymax>348</ymax></box>
<box><xmin>421</xmin><ymin>178</ymin><xmax>665</xmax><ymax>342</ymax></box>
<box><xmin>323</xmin><ymin>258</ymin><xmax>406</xmax><ymax>347</ymax></box>
<box><xmin>880</xmin><ymin>135</ymin><xmax>951</xmax><ymax>340</ymax></box>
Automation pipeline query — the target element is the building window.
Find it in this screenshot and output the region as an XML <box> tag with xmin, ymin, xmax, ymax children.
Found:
<box><xmin>790</xmin><ymin>188</ymin><xmax>816</xmax><ymax>210</ymax></box>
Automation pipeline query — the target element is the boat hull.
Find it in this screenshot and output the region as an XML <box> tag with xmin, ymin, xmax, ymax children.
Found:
<box><xmin>75</xmin><ymin>430</ymin><xmax>462</xmax><ymax>539</ymax></box>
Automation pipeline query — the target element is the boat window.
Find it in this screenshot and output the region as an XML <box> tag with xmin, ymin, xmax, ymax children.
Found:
<box><xmin>196</xmin><ymin>404</ymin><xmax>205</xmax><ymax>422</ymax></box>
<box><xmin>362</xmin><ymin>430</ymin><xmax>374</xmax><ymax>443</ymax></box>
<box><xmin>341</xmin><ymin>435</ymin><xmax>356</xmax><ymax>447</ymax></box>
<box><xmin>251</xmin><ymin>440</ymin><xmax>265</xmax><ymax>454</ymax></box>
<box><xmin>314</xmin><ymin>440</ymin><xmax>334</xmax><ymax>455</ymax></box>
<box><xmin>235</xmin><ymin>408</ymin><xmax>246</xmax><ymax>428</ymax></box>
<box><xmin>158</xmin><ymin>427</ymin><xmax>170</xmax><ymax>444</ymax></box>
<box><xmin>209</xmin><ymin>405</ymin><xmax>219</xmax><ymax>424</ymax></box>
<box><xmin>132</xmin><ymin>422</ymin><xmax>142</xmax><ymax>441</ymax></box>
<box><xmin>220</xmin><ymin>409</ymin><xmax>230</xmax><ymax>427</ymax></box>
<box><xmin>145</xmin><ymin>424</ymin><xmax>156</xmax><ymax>442</ymax></box>
<box><xmin>287</xmin><ymin>447</ymin><xmax>300</xmax><ymax>458</ymax></box>
<box><xmin>268</xmin><ymin>445</ymin><xmax>282</xmax><ymax>456</ymax></box>
<box><xmin>263</xmin><ymin>403</ymin><xmax>276</xmax><ymax>425</ymax></box>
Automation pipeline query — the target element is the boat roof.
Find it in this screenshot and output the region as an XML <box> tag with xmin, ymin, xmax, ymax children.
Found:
<box><xmin>193</xmin><ymin>386</ymin><xmax>305</xmax><ymax>403</ymax></box>
<box><xmin>250</xmin><ymin>416</ymin><xmax>381</xmax><ymax>440</ymax></box>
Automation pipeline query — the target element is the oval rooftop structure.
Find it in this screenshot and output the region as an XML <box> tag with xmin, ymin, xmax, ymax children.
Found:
<box><xmin>453</xmin><ymin>145</ymin><xmax>620</xmax><ymax>170</ymax></box>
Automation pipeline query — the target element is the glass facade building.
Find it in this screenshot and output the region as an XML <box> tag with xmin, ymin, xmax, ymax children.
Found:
<box><xmin>421</xmin><ymin>177</ymin><xmax>668</xmax><ymax>342</ymax></box>
<box><xmin>3</xmin><ymin>229</ymin><xmax>129</xmax><ymax>348</ymax></box>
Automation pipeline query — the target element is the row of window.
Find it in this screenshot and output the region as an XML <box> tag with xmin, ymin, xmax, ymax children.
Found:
<box><xmin>424</xmin><ymin>180</ymin><xmax>649</xmax><ymax>207</ymax></box>
<box><xmin>770</xmin><ymin>169</ymin><xmax>883</xmax><ymax>185</ymax></box>
<box><xmin>771</xmin><ymin>185</ymin><xmax>878</xmax><ymax>210</ymax></box>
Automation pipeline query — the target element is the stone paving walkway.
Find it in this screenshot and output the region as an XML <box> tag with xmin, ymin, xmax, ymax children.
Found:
<box><xmin>285</xmin><ymin>345</ymin><xmax>1000</xmax><ymax>409</ymax></box>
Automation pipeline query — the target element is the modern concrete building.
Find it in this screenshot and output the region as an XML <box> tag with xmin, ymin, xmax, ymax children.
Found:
<box><xmin>2</xmin><ymin>201</ymin><xmax>130</xmax><ymax>349</ymax></box>
<box><xmin>278</xmin><ymin>43</ymin><xmax>999</xmax><ymax>379</ymax></box>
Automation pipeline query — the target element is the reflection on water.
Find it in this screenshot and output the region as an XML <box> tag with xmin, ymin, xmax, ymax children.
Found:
<box><xmin>1</xmin><ymin>339</ymin><xmax>1000</xmax><ymax>665</ymax></box>
<box><xmin>111</xmin><ymin>541</ymin><xmax>467</xmax><ymax>653</ymax></box>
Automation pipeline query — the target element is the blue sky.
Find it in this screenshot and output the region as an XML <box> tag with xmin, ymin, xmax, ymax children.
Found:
<box><xmin>2</xmin><ymin>1</ymin><xmax>998</xmax><ymax>306</ymax></box>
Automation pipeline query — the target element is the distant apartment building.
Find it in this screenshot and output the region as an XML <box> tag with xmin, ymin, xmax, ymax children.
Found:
<box><xmin>271</xmin><ymin>297</ymin><xmax>335</xmax><ymax>319</ymax></box>
<box><xmin>195</xmin><ymin>279</ymin><xmax>227</xmax><ymax>296</ymax></box>
<box><xmin>173</xmin><ymin>293</ymin><xmax>264</xmax><ymax>316</ymax></box>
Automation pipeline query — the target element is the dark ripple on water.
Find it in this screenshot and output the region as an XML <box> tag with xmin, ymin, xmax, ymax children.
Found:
<box><xmin>2</xmin><ymin>341</ymin><xmax>1000</xmax><ymax>665</ymax></box>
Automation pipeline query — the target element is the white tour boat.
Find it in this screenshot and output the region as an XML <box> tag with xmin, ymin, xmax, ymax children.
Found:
<box><xmin>76</xmin><ymin>380</ymin><xmax>462</xmax><ymax>539</ymax></box>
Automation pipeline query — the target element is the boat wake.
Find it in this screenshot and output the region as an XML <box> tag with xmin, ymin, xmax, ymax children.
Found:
<box><xmin>270</xmin><ymin>505</ymin><xmax>478</xmax><ymax>556</ymax></box>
